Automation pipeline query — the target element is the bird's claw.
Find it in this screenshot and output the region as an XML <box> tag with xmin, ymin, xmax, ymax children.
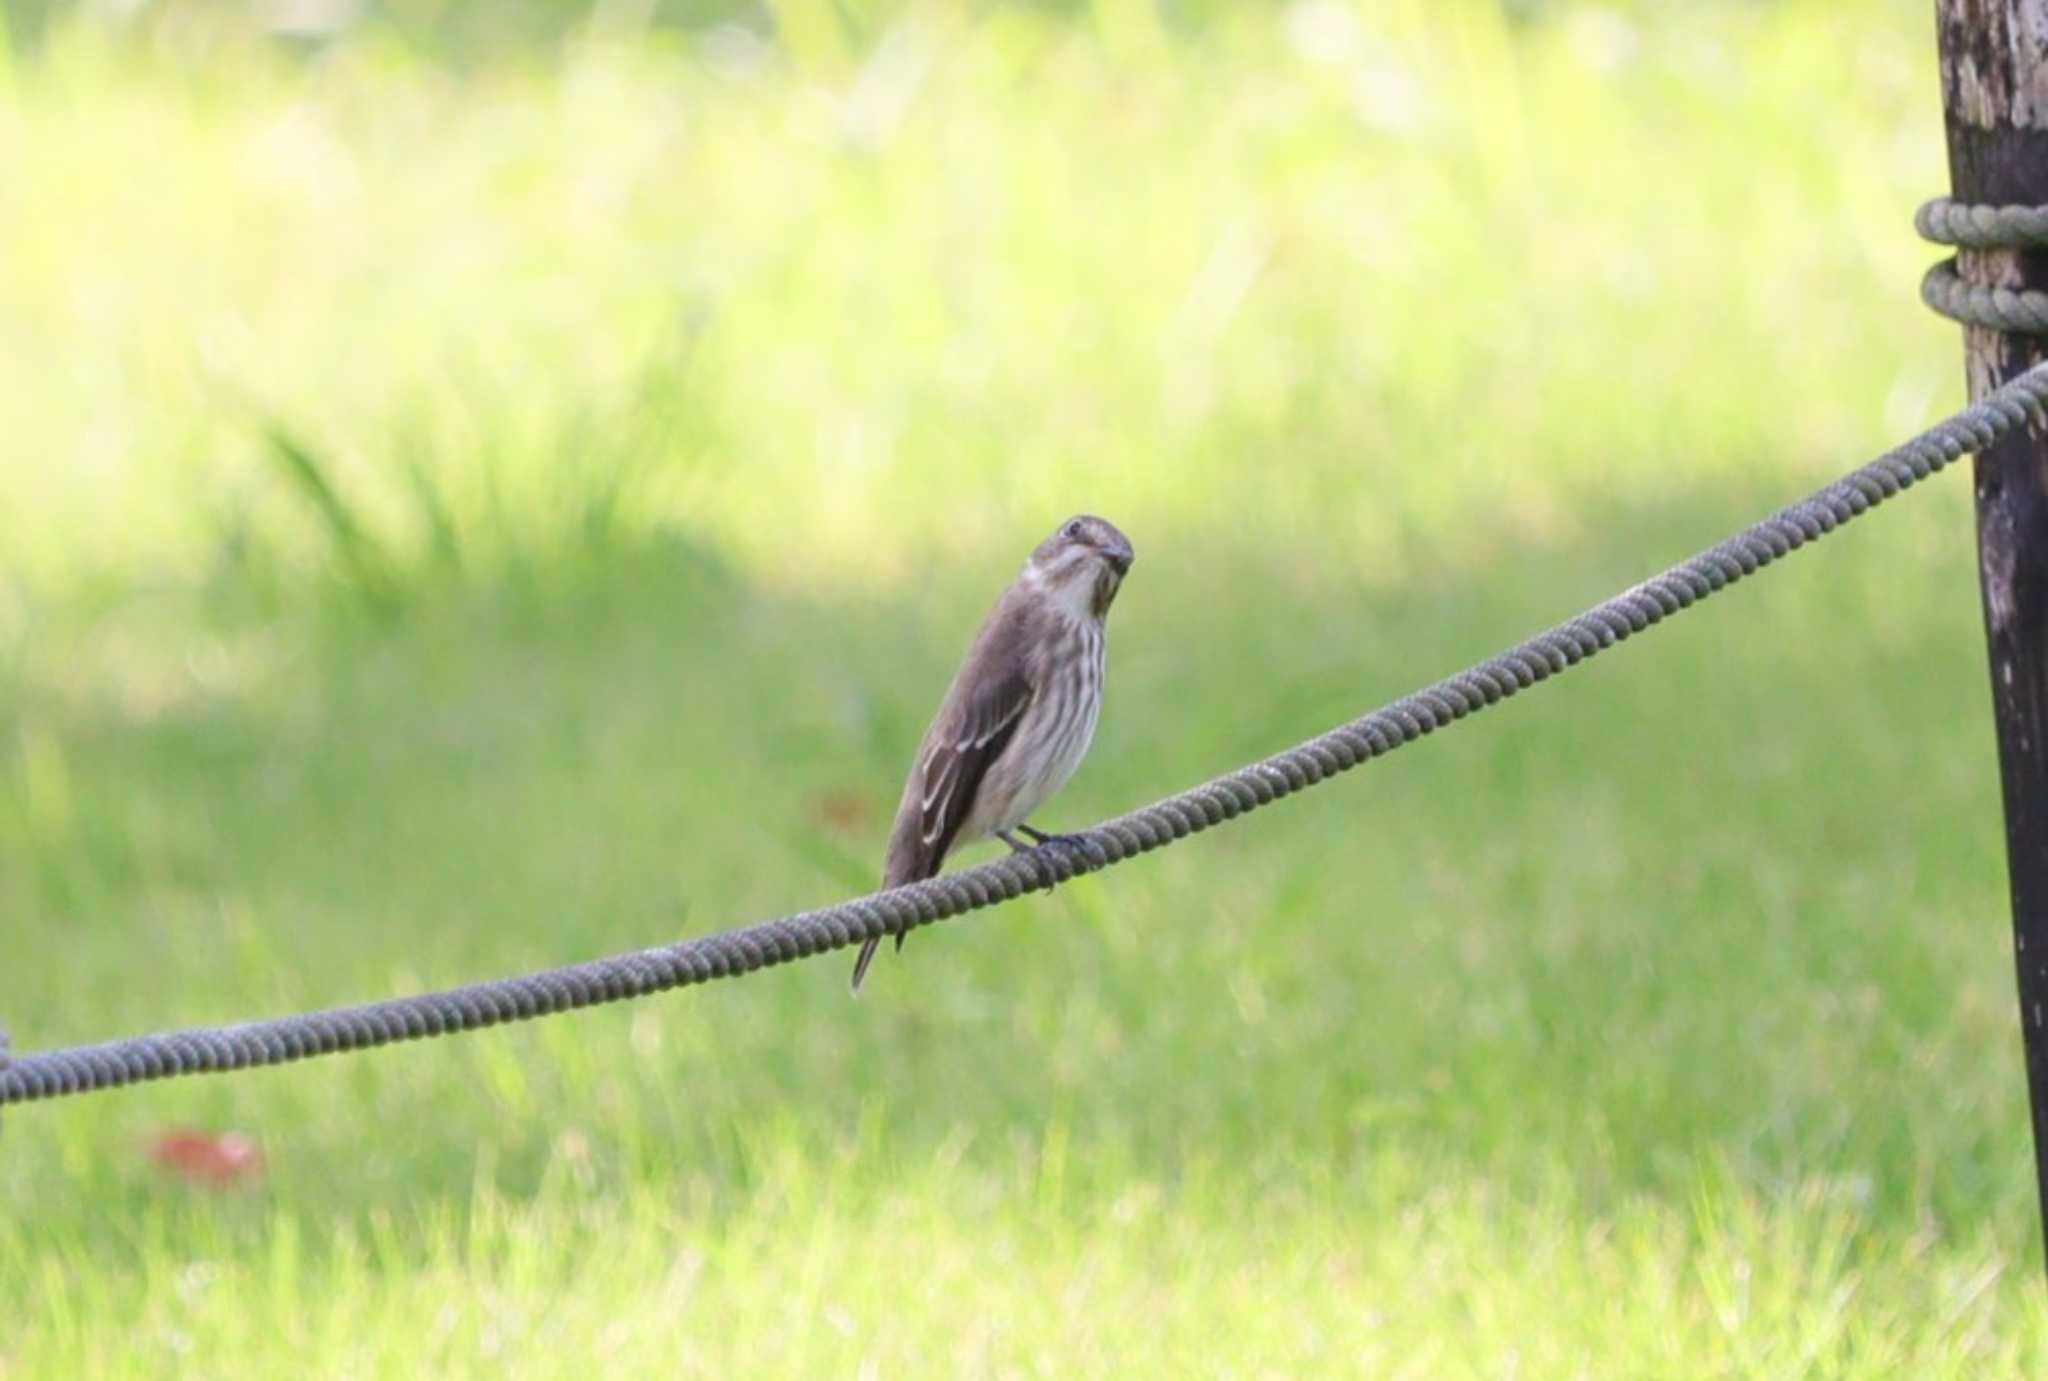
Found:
<box><xmin>997</xmin><ymin>826</ymin><xmax>1098</xmax><ymax>891</ymax></box>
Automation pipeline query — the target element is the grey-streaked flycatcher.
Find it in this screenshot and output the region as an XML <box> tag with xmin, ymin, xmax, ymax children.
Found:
<box><xmin>853</xmin><ymin>515</ymin><xmax>1135</xmax><ymax>990</ymax></box>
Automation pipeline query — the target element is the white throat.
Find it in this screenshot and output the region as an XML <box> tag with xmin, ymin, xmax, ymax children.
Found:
<box><xmin>1023</xmin><ymin>559</ymin><xmax>1103</xmax><ymax>623</ymax></box>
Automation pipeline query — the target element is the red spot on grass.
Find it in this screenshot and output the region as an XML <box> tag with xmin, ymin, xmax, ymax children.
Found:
<box><xmin>808</xmin><ymin>787</ymin><xmax>878</xmax><ymax>835</ymax></box>
<box><xmin>147</xmin><ymin>1131</ymin><xmax>266</xmax><ymax>1188</ymax></box>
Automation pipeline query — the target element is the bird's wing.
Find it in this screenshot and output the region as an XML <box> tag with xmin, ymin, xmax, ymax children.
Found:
<box><xmin>888</xmin><ymin>658</ymin><xmax>1034</xmax><ymax>886</ymax></box>
<box><xmin>861</xmin><ymin>595</ymin><xmax>1041</xmax><ymax>989</ymax></box>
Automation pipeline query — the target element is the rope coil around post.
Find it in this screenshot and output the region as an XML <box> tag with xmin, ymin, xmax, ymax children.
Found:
<box><xmin>5</xmin><ymin>215</ymin><xmax>2048</xmax><ymax>1112</ymax></box>
<box><xmin>1919</xmin><ymin>197</ymin><xmax>2048</xmax><ymax>332</ymax></box>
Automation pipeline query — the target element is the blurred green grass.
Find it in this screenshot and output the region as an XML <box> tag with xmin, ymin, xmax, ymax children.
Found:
<box><xmin>7</xmin><ymin>0</ymin><xmax>2048</xmax><ymax>1374</ymax></box>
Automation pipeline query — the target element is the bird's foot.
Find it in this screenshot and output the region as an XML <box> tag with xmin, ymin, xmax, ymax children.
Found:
<box><xmin>998</xmin><ymin>826</ymin><xmax>1098</xmax><ymax>891</ymax></box>
<box><xmin>1013</xmin><ymin>825</ymin><xmax>1100</xmax><ymax>891</ymax></box>
<box><xmin>1019</xmin><ymin>825</ymin><xmax>1090</xmax><ymax>852</ymax></box>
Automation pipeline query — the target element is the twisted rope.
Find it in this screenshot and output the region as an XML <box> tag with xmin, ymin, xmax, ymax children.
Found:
<box><xmin>1919</xmin><ymin>197</ymin><xmax>2048</xmax><ymax>332</ymax></box>
<box><xmin>8</xmin><ymin>361</ymin><xmax>2048</xmax><ymax>1110</ymax></box>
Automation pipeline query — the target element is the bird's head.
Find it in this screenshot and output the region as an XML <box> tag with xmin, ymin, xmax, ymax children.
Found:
<box><xmin>1026</xmin><ymin>514</ymin><xmax>1135</xmax><ymax>620</ymax></box>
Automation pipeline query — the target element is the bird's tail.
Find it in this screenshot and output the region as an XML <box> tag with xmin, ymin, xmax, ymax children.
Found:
<box><xmin>852</xmin><ymin>848</ymin><xmax>928</xmax><ymax>993</ymax></box>
<box><xmin>850</xmin><ymin>934</ymin><xmax>883</xmax><ymax>993</ymax></box>
<box><xmin>849</xmin><ymin>922</ymin><xmax>911</xmax><ymax>994</ymax></box>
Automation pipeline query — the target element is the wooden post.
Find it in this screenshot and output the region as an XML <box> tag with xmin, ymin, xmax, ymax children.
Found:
<box><xmin>1936</xmin><ymin>0</ymin><xmax>2048</xmax><ymax>1265</ymax></box>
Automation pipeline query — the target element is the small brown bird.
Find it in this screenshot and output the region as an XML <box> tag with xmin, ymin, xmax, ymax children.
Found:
<box><xmin>852</xmin><ymin>515</ymin><xmax>1136</xmax><ymax>991</ymax></box>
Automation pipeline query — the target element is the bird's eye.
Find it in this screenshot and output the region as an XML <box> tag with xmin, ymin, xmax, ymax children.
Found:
<box><xmin>1063</xmin><ymin>520</ymin><xmax>1083</xmax><ymax>540</ymax></box>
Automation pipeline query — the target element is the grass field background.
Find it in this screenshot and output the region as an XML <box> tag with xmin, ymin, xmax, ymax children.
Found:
<box><xmin>8</xmin><ymin>0</ymin><xmax>2048</xmax><ymax>1373</ymax></box>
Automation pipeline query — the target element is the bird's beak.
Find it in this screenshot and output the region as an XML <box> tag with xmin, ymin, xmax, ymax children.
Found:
<box><xmin>1105</xmin><ymin>546</ymin><xmax>1133</xmax><ymax>577</ymax></box>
